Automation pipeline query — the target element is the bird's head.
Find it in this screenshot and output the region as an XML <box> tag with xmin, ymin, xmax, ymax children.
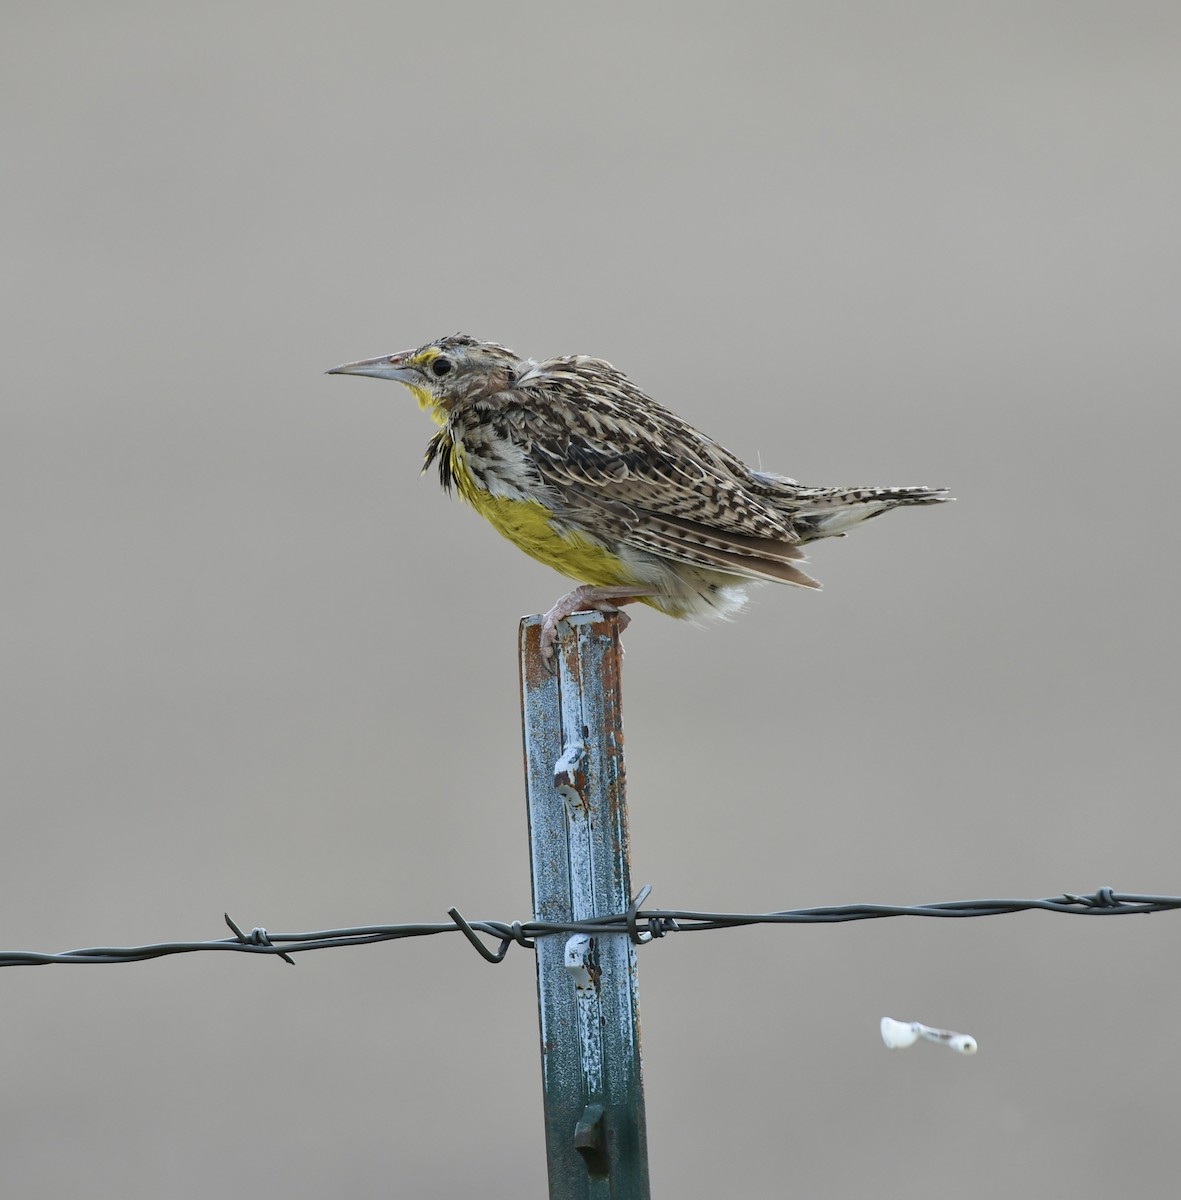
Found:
<box><xmin>328</xmin><ymin>333</ymin><xmax>522</xmax><ymax>425</ymax></box>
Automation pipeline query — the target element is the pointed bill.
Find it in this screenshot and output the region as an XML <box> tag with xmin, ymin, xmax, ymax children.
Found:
<box><xmin>326</xmin><ymin>353</ymin><xmax>421</xmax><ymax>383</ymax></box>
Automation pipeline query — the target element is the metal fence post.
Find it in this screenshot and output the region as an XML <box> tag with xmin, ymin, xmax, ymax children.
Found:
<box><xmin>519</xmin><ymin>612</ymin><xmax>650</xmax><ymax>1200</ymax></box>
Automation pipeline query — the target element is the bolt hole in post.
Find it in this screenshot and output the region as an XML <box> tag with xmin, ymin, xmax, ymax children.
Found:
<box><xmin>520</xmin><ymin>612</ymin><xmax>650</xmax><ymax>1200</ymax></box>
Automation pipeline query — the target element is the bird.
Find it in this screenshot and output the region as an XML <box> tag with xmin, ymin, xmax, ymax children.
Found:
<box><xmin>328</xmin><ymin>333</ymin><xmax>950</xmax><ymax>661</ymax></box>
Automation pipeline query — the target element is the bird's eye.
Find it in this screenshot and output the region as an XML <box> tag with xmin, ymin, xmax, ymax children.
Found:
<box><xmin>431</xmin><ymin>357</ymin><xmax>453</xmax><ymax>378</ymax></box>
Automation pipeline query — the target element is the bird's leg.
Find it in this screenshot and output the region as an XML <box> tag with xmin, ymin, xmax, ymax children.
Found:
<box><xmin>539</xmin><ymin>585</ymin><xmax>653</xmax><ymax>666</ymax></box>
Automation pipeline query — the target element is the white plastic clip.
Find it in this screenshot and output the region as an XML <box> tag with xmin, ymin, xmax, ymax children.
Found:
<box><xmin>554</xmin><ymin>741</ymin><xmax>587</xmax><ymax>812</ymax></box>
<box><xmin>881</xmin><ymin>1016</ymin><xmax>977</xmax><ymax>1055</ymax></box>
<box><xmin>564</xmin><ymin>934</ymin><xmax>596</xmax><ymax>997</ymax></box>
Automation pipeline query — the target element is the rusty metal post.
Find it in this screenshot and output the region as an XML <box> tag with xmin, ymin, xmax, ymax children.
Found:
<box><xmin>519</xmin><ymin>612</ymin><xmax>650</xmax><ymax>1200</ymax></box>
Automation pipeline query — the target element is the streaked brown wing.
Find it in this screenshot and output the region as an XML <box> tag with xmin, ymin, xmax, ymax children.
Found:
<box><xmin>557</xmin><ymin>484</ymin><xmax>819</xmax><ymax>587</ymax></box>
<box><xmin>502</xmin><ymin>356</ymin><xmax>817</xmax><ymax>584</ymax></box>
<box><xmin>522</xmin><ymin>423</ymin><xmax>817</xmax><ymax>585</ymax></box>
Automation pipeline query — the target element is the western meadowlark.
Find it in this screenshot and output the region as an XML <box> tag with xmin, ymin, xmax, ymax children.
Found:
<box><xmin>328</xmin><ymin>334</ymin><xmax>950</xmax><ymax>659</ymax></box>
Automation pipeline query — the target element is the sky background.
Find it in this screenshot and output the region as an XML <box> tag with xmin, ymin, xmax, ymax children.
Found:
<box><xmin>3</xmin><ymin>3</ymin><xmax>1180</xmax><ymax>1196</ymax></box>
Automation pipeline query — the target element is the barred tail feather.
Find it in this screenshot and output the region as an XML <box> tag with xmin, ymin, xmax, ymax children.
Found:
<box><xmin>791</xmin><ymin>485</ymin><xmax>952</xmax><ymax>539</ymax></box>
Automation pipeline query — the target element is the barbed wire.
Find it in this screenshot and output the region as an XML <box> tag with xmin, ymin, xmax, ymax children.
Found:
<box><xmin>0</xmin><ymin>886</ymin><xmax>1173</xmax><ymax>970</ymax></box>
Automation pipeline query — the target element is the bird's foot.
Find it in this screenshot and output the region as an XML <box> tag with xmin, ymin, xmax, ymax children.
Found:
<box><xmin>539</xmin><ymin>586</ymin><xmax>650</xmax><ymax>668</ymax></box>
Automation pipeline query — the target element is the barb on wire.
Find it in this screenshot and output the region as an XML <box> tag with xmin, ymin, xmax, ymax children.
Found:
<box><xmin>448</xmin><ymin>908</ymin><xmax>533</xmax><ymax>963</ymax></box>
<box><xmin>0</xmin><ymin>887</ymin><xmax>1175</xmax><ymax>971</ymax></box>
<box><xmin>224</xmin><ymin>913</ymin><xmax>295</xmax><ymax>965</ymax></box>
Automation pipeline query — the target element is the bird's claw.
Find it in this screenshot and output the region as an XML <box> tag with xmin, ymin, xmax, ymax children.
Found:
<box><xmin>539</xmin><ymin>589</ymin><xmax>639</xmax><ymax>671</ymax></box>
<box><xmin>539</xmin><ymin>615</ymin><xmax>561</xmax><ymax>669</ymax></box>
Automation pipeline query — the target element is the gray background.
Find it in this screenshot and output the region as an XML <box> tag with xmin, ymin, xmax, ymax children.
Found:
<box><xmin>3</xmin><ymin>3</ymin><xmax>1179</xmax><ymax>1196</ymax></box>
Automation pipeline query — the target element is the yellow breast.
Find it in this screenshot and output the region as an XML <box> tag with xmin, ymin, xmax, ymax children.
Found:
<box><xmin>449</xmin><ymin>442</ymin><xmax>633</xmax><ymax>587</ymax></box>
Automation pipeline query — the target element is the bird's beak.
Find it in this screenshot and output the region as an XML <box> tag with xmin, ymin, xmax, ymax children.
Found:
<box><xmin>326</xmin><ymin>353</ymin><xmax>421</xmax><ymax>384</ymax></box>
